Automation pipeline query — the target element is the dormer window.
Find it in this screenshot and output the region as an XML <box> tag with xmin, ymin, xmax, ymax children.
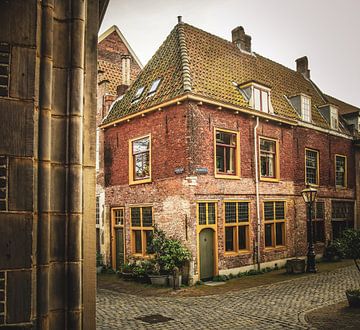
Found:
<box><xmin>301</xmin><ymin>95</ymin><xmax>311</xmax><ymax>122</ymax></box>
<box><xmin>237</xmin><ymin>82</ymin><xmax>272</xmax><ymax>113</ymax></box>
<box><xmin>147</xmin><ymin>78</ymin><xmax>161</xmax><ymax>97</ymax></box>
<box><xmin>330</xmin><ymin>106</ymin><xmax>339</xmax><ymax>130</ymax></box>
<box><xmin>132</xmin><ymin>86</ymin><xmax>145</xmax><ymax>103</ymax></box>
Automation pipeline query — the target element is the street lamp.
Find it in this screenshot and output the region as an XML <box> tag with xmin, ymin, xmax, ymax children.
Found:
<box><xmin>301</xmin><ymin>185</ymin><xmax>318</xmax><ymax>273</ymax></box>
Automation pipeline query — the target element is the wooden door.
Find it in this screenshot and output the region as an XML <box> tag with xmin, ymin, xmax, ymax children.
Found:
<box><xmin>199</xmin><ymin>228</ymin><xmax>215</xmax><ymax>280</ymax></box>
<box><xmin>115</xmin><ymin>228</ymin><xmax>124</xmax><ymax>270</ymax></box>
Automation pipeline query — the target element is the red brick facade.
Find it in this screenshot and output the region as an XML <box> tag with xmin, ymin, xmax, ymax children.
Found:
<box><xmin>103</xmin><ymin>100</ymin><xmax>357</xmax><ymax>282</ymax></box>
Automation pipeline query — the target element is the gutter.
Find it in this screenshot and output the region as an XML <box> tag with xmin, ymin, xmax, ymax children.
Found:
<box><xmin>253</xmin><ymin>116</ymin><xmax>261</xmax><ymax>270</ymax></box>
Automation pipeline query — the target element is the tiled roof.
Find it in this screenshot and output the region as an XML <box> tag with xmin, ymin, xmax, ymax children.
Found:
<box><xmin>98</xmin><ymin>60</ymin><xmax>122</xmax><ymax>95</ymax></box>
<box><xmin>102</xmin><ymin>23</ymin><xmax>353</xmax><ymax>132</ymax></box>
<box><xmin>324</xmin><ymin>94</ymin><xmax>360</xmax><ymax>116</ymax></box>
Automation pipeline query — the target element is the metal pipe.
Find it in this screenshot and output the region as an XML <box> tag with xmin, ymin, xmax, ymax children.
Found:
<box><xmin>254</xmin><ymin>116</ymin><xmax>261</xmax><ymax>270</ymax></box>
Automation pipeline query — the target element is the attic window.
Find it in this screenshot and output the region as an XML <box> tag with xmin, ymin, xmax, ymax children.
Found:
<box><xmin>147</xmin><ymin>78</ymin><xmax>161</xmax><ymax>97</ymax></box>
<box><xmin>330</xmin><ymin>106</ymin><xmax>339</xmax><ymax>130</ymax></box>
<box><xmin>301</xmin><ymin>95</ymin><xmax>311</xmax><ymax>122</ymax></box>
<box><xmin>237</xmin><ymin>82</ymin><xmax>272</xmax><ymax>113</ymax></box>
<box><xmin>132</xmin><ymin>86</ymin><xmax>145</xmax><ymax>103</ymax></box>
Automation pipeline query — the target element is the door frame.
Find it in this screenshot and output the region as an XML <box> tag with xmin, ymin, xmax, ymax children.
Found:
<box><xmin>111</xmin><ymin>207</ymin><xmax>125</xmax><ymax>270</ymax></box>
<box><xmin>196</xmin><ymin>201</ymin><xmax>219</xmax><ymax>279</ymax></box>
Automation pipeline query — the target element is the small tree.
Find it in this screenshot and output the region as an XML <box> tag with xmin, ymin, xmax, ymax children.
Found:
<box><xmin>150</xmin><ymin>226</ymin><xmax>191</xmax><ymax>274</ymax></box>
<box><xmin>338</xmin><ymin>229</ymin><xmax>360</xmax><ymax>273</ymax></box>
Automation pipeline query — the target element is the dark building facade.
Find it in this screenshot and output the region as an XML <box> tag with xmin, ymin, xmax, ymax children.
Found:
<box><xmin>0</xmin><ymin>0</ymin><xmax>108</xmax><ymax>329</ymax></box>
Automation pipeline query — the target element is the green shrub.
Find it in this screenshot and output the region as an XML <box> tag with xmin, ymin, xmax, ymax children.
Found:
<box><xmin>323</xmin><ymin>240</ymin><xmax>344</xmax><ymax>261</ymax></box>
<box><xmin>337</xmin><ymin>229</ymin><xmax>360</xmax><ymax>273</ymax></box>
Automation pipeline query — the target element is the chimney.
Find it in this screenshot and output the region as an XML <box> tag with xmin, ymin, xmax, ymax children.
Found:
<box><xmin>116</xmin><ymin>84</ymin><xmax>129</xmax><ymax>97</ymax></box>
<box><xmin>296</xmin><ymin>56</ymin><xmax>310</xmax><ymax>79</ymax></box>
<box><xmin>121</xmin><ymin>54</ymin><xmax>131</xmax><ymax>86</ymax></box>
<box><xmin>232</xmin><ymin>26</ymin><xmax>251</xmax><ymax>53</ymax></box>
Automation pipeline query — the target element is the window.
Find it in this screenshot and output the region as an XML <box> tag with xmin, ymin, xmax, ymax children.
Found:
<box><xmin>130</xmin><ymin>206</ymin><xmax>153</xmax><ymax>256</ymax></box>
<box><xmin>129</xmin><ymin>135</ymin><xmax>151</xmax><ymax>184</ymax></box>
<box><xmin>330</xmin><ymin>106</ymin><xmax>339</xmax><ymax>130</ymax></box>
<box><xmin>307</xmin><ymin>202</ymin><xmax>325</xmax><ymax>243</ymax></box>
<box><xmin>215</xmin><ymin>129</ymin><xmax>240</xmax><ymax>178</ymax></box>
<box><xmin>260</xmin><ymin>138</ymin><xmax>279</xmax><ymax>180</ymax></box>
<box><xmin>253</xmin><ymin>87</ymin><xmax>269</xmax><ymax>113</ymax></box>
<box><xmin>198</xmin><ymin>202</ymin><xmax>217</xmax><ymax>226</ymax></box>
<box><xmin>147</xmin><ymin>78</ymin><xmax>161</xmax><ymax>96</ymax></box>
<box><xmin>224</xmin><ymin>202</ymin><xmax>250</xmax><ymax>253</ymax></box>
<box><xmin>0</xmin><ymin>156</ymin><xmax>8</xmax><ymax>211</ymax></box>
<box><xmin>0</xmin><ymin>42</ymin><xmax>10</xmax><ymax>97</ymax></box>
<box><xmin>264</xmin><ymin>201</ymin><xmax>286</xmax><ymax>248</ymax></box>
<box><xmin>301</xmin><ymin>96</ymin><xmax>311</xmax><ymax>122</ymax></box>
<box><xmin>132</xmin><ymin>86</ymin><xmax>145</xmax><ymax>103</ymax></box>
<box><xmin>331</xmin><ymin>201</ymin><xmax>354</xmax><ymax>239</ymax></box>
<box><xmin>305</xmin><ymin>149</ymin><xmax>319</xmax><ymax>185</ymax></box>
<box><xmin>114</xmin><ymin>208</ymin><xmax>124</xmax><ymax>226</ymax></box>
<box><xmin>96</xmin><ymin>196</ymin><xmax>100</xmax><ymax>225</ymax></box>
<box><xmin>335</xmin><ymin>155</ymin><xmax>346</xmax><ymax>187</ymax></box>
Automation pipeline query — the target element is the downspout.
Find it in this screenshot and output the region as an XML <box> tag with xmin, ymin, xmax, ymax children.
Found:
<box><xmin>254</xmin><ymin>117</ymin><xmax>261</xmax><ymax>270</ymax></box>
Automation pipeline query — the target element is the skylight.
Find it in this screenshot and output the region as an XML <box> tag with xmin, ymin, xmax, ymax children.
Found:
<box><xmin>132</xmin><ymin>86</ymin><xmax>145</xmax><ymax>103</ymax></box>
<box><xmin>147</xmin><ymin>78</ymin><xmax>161</xmax><ymax>96</ymax></box>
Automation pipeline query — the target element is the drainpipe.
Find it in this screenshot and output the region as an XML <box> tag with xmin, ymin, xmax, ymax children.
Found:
<box><xmin>254</xmin><ymin>117</ymin><xmax>261</xmax><ymax>270</ymax></box>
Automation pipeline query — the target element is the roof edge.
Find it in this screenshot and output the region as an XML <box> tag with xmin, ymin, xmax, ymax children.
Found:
<box><xmin>98</xmin><ymin>25</ymin><xmax>144</xmax><ymax>69</ymax></box>
<box><xmin>177</xmin><ymin>23</ymin><xmax>192</xmax><ymax>92</ymax></box>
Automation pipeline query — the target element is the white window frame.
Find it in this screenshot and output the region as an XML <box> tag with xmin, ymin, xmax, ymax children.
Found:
<box><xmin>301</xmin><ymin>95</ymin><xmax>311</xmax><ymax>122</ymax></box>
<box><xmin>330</xmin><ymin>106</ymin><xmax>339</xmax><ymax>130</ymax></box>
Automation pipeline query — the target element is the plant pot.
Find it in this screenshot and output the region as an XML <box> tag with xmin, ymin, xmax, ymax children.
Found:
<box><xmin>96</xmin><ymin>266</ymin><xmax>103</xmax><ymax>274</ymax></box>
<box><xmin>135</xmin><ymin>275</ymin><xmax>149</xmax><ymax>284</ymax></box>
<box><xmin>149</xmin><ymin>274</ymin><xmax>168</xmax><ymax>286</ymax></box>
<box><xmin>346</xmin><ymin>290</ymin><xmax>360</xmax><ymax>308</ymax></box>
<box><xmin>285</xmin><ymin>259</ymin><xmax>305</xmax><ymax>274</ymax></box>
<box><xmin>121</xmin><ymin>272</ymin><xmax>133</xmax><ymax>281</ymax></box>
<box><xmin>168</xmin><ymin>274</ymin><xmax>182</xmax><ymax>287</ymax></box>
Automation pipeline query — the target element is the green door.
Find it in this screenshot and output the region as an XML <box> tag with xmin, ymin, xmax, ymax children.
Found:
<box><xmin>115</xmin><ymin>228</ymin><xmax>124</xmax><ymax>270</ymax></box>
<box><xmin>199</xmin><ymin>228</ymin><xmax>215</xmax><ymax>280</ymax></box>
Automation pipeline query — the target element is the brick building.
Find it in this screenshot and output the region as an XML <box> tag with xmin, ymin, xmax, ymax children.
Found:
<box><xmin>96</xmin><ymin>26</ymin><xmax>142</xmax><ymax>265</ymax></box>
<box><xmin>99</xmin><ymin>20</ymin><xmax>360</xmax><ymax>283</ymax></box>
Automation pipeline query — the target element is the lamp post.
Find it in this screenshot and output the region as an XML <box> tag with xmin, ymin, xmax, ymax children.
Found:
<box><xmin>301</xmin><ymin>185</ymin><xmax>318</xmax><ymax>273</ymax></box>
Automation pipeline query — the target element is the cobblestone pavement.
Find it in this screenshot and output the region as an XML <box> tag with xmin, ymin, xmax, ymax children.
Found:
<box><xmin>96</xmin><ymin>266</ymin><xmax>360</xmax><ymax>329</ymax></box>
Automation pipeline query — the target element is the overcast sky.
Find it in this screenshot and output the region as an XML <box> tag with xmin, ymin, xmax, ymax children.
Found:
<box><xmin>100</xmin><ymin>0</ymin><xmax>360</xmax><ymax>107</ymax></box>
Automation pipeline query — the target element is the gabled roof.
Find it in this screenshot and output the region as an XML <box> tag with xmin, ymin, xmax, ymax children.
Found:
<box><xmin>99</xmin><ymin>25</ymin><xmax>143</xmax><ymax>69</ymax></box>
<box><xmin>101</xmin><ymin>22</ymin><xmax>355</xmax><ymax>133</ymax></box>
<box><xmin>324</xmin><ymin>94</ymin><xmax>360</xmax><ymax>116</ymax></box>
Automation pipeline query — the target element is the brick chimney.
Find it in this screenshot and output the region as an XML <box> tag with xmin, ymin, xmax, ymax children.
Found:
<box><xmin>116</xmin><ymin>84</ymin><xmax>128</xmax><ymax>97</ymax></box>
<box><xmin>296</xmin><ymin>56</ymin><xmax>310</xmax><ymax>79</ymax></box>
<box><xmin>232</xmin><ymin>26</ymin><xmax>251</xmax><ymax>53</ymax></box>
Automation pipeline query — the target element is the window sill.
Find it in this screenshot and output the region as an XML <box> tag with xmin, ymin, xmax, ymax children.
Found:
<box><xmin>260</xmin><ymin>177</ymin><xmax>279</xmax><ymax>183</ymax></box>
<box><xmin>335</xmin><ymin>185</ymin><xmax>347</xmax><ymax>190</ymax></box>
<box><xmin>305</xmin><ymin>182</ymin><xmax>319</xmax><ymax>187</ymax></box>
<box><xmin>264</xmin><ymin>246</ymin><xmax>286</xmax><ymax>252</ymax></box>
<box><xmin>224</xmin><ymin>250</ymin><xmax>251</xmax><ymax>257</ymax></box>
<box><xmin>129</xmin><ymin>178</ymin><xmax>152</xmax><ymax>185</ymax></box>
<box><xmin>215</xmin><ymin>174</ymin><xmax>240</xmax><ymax>180</ymax></box>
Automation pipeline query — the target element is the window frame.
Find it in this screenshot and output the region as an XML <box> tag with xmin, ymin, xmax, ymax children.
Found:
<box><xmin>129</xmin><ymin>134</ymin><xmax>152</xmax><ymax>185</ymax></box>
<box><xmin>259</xmin><ymin>136</ymin><xmax>280</xmax><ymax>182</ymax></box>
<box><xmin>301</xmin><ymin>95</ymin><xmax>312</xmax><ymax>123</ymax></box>
<box><xmin>131</xmin><ymin>86</ymin><xmax>145</xmax><ymax>103</ymax></box>
<box><xmin>330</xmin><ymin>106</ymin><xmax>339</xmax><ymax>130</ymax></box>
<box><xmin>147</xmin><ymin>78</ymin><xmax>162</xmax><ymax>97</ymax></box>
<box><xmin>335</xmin><ymin>154</ymin><xmax>347</xmax><ymax>188</ymax></box>
<box><xmin>263</xmin><ymin>200</ymin><xmax>286</xmax><ymax>249</ymax></box>
<box><xmin>223</xmin><ymin>200</ymin><xmax>251</xmax><ymax>255</ymax></box>
<box><xmin>305</xmin><ymin>148</ymin><xmax>319</xmax><ymax>186</ymax></box>
<box><xmin>214</xmin><ymin>128</ymin><xmax>240</xmax><ymax>179</ymax></box>
<box><xmin>253</xmin><ymin>86</ymin><xmax>270</xmax><ymax>113</ymax></box>
<box><xmin>310</xmin><ymin>201</ymin><xmax>325</xmax><ymax>243</ymax></box>
<box><xmin>111</xmin><ymin>207</ymin><xmax>125</xmax><ymax>268</ymax></box>
<box><xmin>130</xmin><ymin>205</ymin><xmax>154</xmax><ymax>257</ymax></box>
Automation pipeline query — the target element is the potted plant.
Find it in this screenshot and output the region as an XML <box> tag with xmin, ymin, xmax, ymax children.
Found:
<box><xmin>96</xmin><ymin>253</ymin><xmax>104</xmax><ymax>274</ymax></box>
<box><xmin>337</xmin><ymin>229</ymin><xmax>360</xmax><ymax>308</ymax></box>
<box><xmin>120</xmin><ymin>260</ymin><xmax>135</xmax><ymax>281</ymax></box>
<box><xmin>149</xmin><ymin>226</ymin><xmax>191</xmax><ymax>286</ymax></box>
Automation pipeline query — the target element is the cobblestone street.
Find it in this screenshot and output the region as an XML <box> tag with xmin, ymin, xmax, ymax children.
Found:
<box><xmin>96</xmin><ymin>266</ymin><xmax>360</xmax><ymax>329</ymax></box>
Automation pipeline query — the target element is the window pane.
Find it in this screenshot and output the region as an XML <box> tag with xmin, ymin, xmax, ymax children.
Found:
<box><xmin>264</xmin><ymin>202</ymin><xmax>274</xmax><ymax>220</ymax></box>
<box><xmin>275</xmin><ymin>222</ymin><xmax>284</xmax><ymax>245</ymax></box>
<box><xmin>261</xmin><ymin>90</ymin><xmax>269</xmax><ymax>113</ymax></box>
<box><xmin>225</xmin><ymin>203</ymin><xmax>236</xmax><ymax>223</ymax></box>
<box><xmin>208</xmin><ymin>203</ymin><xmax>216</xmax><ymax>224</ymax></box>
<box><xmin>142</xmin><ymin>207</ymin><xmax>153</xmax><ymax>227</ymax></box>
<box><xmin>131</xmin><ymin>208</ymin><xmax>141</xmax><ymax>226</ymax></box>
<box><xmin>134</xmin><ymin>153</ymin><xmax>150</xmax><ymax>179</ymax></box>
<box><xmin>238</xmin><ymin>226</ymin><xmax>247</xmax><ymax>250</ymax></box>
<box><xmin>148</xmin><ymin>78</ymin><xmax>161</xmax><ymax>95</ymax></box>
<box><xmin>314</xmin><ymin>220</ymin><xmax>325</xmax><ymax>242</ymax></box>
<box><xmin>115</xmin><ymin>209</ymin><xmax>124</xmax><ymax>225</ymax></box>
<box><xmin>306</xmin><ymin>150</ymin><xmax>318</xmax><ymax>184</ymax></box>
<box><xmin>225</xmin><ymin>227</ymin><xmax>235</xmax><ymax>252</ymax></box>
<box><xmin>275</xmin><ymin>202</ymin><xmax>285</xmax><ymax>220</ymax></box>
<box><xmin>216</xmin><ymin>146</ymin><xmax>225</xmax><ymax>173</ymax></box>
<box><xmin>145</xmin><ymin>230</ymin><xmax>153</xmax><ymax>254</ymax></box>
<box><xmin>134</xmin><ymin>230</ymin><xmax>142</xmax><ymax>253</ymax></box>
<box><xmin>133</xmin><ymin>137</ymin><xmax>149</xmax><ymax>154</ymax></box>
<box><xmin>198</xmin><ymin>203</ymin><xmax>207</xmax><ymax>225</ymax></box>
<box><xmin>225</xmin><ymin>146</ymin><xmax>235</xmax><ymax>174</ymax></box>
<box><xmin>254</xmin><ymin>88</ymin><xmax>261</xmax><ymax>110</ymax></box>
<box><xmin>238</xmin><ymin>202</ymin><xmax>249</xmax><ymax>222</ymax></box>
<box><xmin>335</xmin><ymin>156</ymin><xmax>346</xmax><ymax>186</ymax></box>
<box><xmin>316</xmin><ymin>202</ymin><xmax>324</xmax><ymax>219</ymax></box>
<box><xmin>265</xmin><ymin>223</ymin><xmax>273</xmax><ymax>247</ymax></box>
